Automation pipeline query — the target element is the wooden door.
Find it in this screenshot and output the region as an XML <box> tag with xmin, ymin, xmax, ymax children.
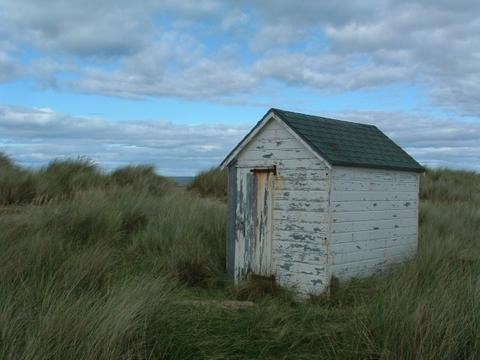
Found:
<box><xmin>251</xmin><ymin>170</ymin><xmax>274</xmax><ymax>275</ymax></box>
<box><xmin>236</xmin><ymin>167</ymin><xmax>274</xmax><ymax>278</ymax></box>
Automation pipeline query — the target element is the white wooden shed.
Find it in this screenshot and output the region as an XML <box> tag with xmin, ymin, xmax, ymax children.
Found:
<box><xmin>220</xmin><ymin>108</ymin><xmax>424</xmax><ymax>296</ymax></box>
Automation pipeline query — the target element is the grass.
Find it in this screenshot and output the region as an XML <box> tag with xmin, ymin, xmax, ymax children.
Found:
<box><xmin>0</xmin><ymin>154</ymin><xmax>479</xmax><ymax>359</ymax></box>
<box><xmin>187</xmin><ymin>167</ymin><xmax>227</xmax><ymax>199</ymax></box>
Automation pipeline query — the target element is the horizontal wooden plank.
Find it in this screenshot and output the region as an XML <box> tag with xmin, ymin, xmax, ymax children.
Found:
<box><xmin>329</xmin><ymin>258</ymin><xmax>388</xmax><ymax>280</ymax></box>
<box><xmin>332</xmin><ymin>200</ymin><xmax>417</xmax><ymax>212</ymax></box>
<box><xmin>249</xmin><ymin>138</ymin><xmax>304</xmax><ymax>151</ymax></box>
<box><xmin>239</xmin><ymin>148</ymin><xmax>314</xmax><ymax>161</ymax></box>
<box><xmin>330</xmin><ymin>239</ymin><xmax>387</xmax><ymax>254</ymax></box>
<box><xmin>274</xmin><ymin>229</ymin><xmax>326</xmax><ymax>244</ymax></box>
<box><xmin>275</xmin><ymin>178</ymin><xmax>329</xmax><ymax>191</ymax></box>
<box><xmin>274</xmin><ymin>220</ymin><xmax>328</xmax><ymax>233</ymax></box>
<box><xmin>330</xmin><ymin>227</ymin><xmax>417</xmax><ymax>244</ymax></box>
<box><xmin>275</xmin><ymin>260</ymin><xmax>326</xmax><ymax>277</ymax></box>
<box><xmin>329</xmin><ymin>248</ymin><xmax>415</xmax><ymax>271</ymax></box>
<box><xmin>329</xmin><ymin>234</ymin><xmax>416</xmax><ymax>255</ymax></box>
<box><xmin>237</xmin><ymin>158</ymin><xmax>327</xmax><ymax>169</ymax></box>
<box><xmin>274</xmin><ymin>209</ymin><xmax>328</xmax><ymax>224</ymax></box>
<box><xmin>273</xmin><ymin>240</ymin><xmax>326</xmax><ymax>256</ymax></box>
<box><xmin>332</xmin><ymin>180</ymin><xmax>417</xmax><ymax>192</ymax></box>
<box><xmin>332</xmin><ymin>217</ymin><xmax>417</xmax><ymax>233</ymax></box>
<box><xmin>331</xmin><ymin>190</ymin><xmax>417</xmax><ymax>202</ymax></box>
<box><xmin>252</xmin><ymin>128</ymin><xmax>293</xmax><ymax>141</ymax></box>
<box><xmin>274</xmin><ymin>248</ymin><xmax>327</xmax><ymax>265</ymax></box>
<box><xmin>278</xmin><ymin>169</ymin><xmax>329</xmax><ymax>180</ymax></box>
<box><xmin>385</xmin><ymin>235</ymin><xmax>417</xmax><ymax>248</ymax></box>
<box><xmin>329</xmin><ymin>241</ymin><xmax>417</xmax><ymax>280</ymax></box>
<box><xmin>275</xmin><ymin>190</ymin><xmax>329</xmax><ymax>201</ymax></box>
<box><xmin>333</xmin><ymin>167</ymin><xmax>418</xmax><ymax>183</ymax></box>
<box><xmin>274</xmin><ymin>199</ymin><xmax>326</xmax><ymax>212</ymax></box>
<box><xmin>330</xmin><ymin>248</ymin><xmax>387</xmax><ymax>266</ymax></box>
<box><xmin>332</xmin><ymin>209</ymin><xmax>417</xmax><ymax>223</ymax></box>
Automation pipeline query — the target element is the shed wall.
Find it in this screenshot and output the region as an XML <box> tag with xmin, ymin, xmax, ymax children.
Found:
<box><xmin>235</xmin><ymin>117</ymin><xmax>330</xmax><ymax>295</ymax></box>
<box><xmin>328</xmin><ymin>166</ymin><xmax>420</xmax><ymax>280</ymax></box>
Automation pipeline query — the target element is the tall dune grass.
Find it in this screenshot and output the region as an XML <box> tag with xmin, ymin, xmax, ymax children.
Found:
<box><xmin>0</xmin><ymin>153</ymin><xmax>37</xmax><ymax>205</ymax></box>
<box><xmin>0</xmin><ymin>154</ymin><xmax>479</xmax><ymax>358</ymax></box>
<box><xmin>187</xmin><ymin>167</ymin><xmax>227</xmax><ymax>199</ymax></box>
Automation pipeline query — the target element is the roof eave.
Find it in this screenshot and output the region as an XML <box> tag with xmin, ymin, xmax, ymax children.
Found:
<box><xmin>330</xmin><ymin>161</ymin><xmax>425</xmax><ymax>173</ymax></box>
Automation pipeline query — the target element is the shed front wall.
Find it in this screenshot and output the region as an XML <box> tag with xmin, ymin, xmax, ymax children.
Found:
<box><xmin>233</xmin><ymin>117</ymin><xmax>330</xmax><ymax>295</ymax></box>
<box><xmin>328</xmin><ymin>166</ymin><xmax>420</xmax><ymax>280</ymax></box>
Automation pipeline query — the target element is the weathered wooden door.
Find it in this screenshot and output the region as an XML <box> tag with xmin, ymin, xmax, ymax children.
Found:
<box><xmin>236</xmin><ymin>167</ymin><xmax>274</xmax><ymax>278</ymax></box>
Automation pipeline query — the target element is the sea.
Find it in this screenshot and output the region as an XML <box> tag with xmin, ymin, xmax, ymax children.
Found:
<box><xmin>168</xmin><ymin>176</ymin><xmax>195</xmax><ymax>186</ymax></box>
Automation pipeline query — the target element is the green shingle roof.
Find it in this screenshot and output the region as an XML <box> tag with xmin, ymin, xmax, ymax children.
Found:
<box><xmin>272</xmin><ymin>108</ymin><xmax>424</xmax><ymax>173</ymax></box>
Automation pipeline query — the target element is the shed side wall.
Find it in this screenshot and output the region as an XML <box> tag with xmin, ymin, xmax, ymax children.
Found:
<box><xmin>329</xmin><ymin>166</ymin><xmax>420</xmax><ymax>280</ymax></box>
<box><xmin>235</xmin><ymin>118</ymin><xmax>330</xmax><ymax>295</ymax></box>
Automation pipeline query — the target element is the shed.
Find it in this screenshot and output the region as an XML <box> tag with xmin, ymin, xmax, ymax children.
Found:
<box><xmin>220</xmin><ymin>108</ymin><xmax>424</xmax><ymax>296</ymax></box>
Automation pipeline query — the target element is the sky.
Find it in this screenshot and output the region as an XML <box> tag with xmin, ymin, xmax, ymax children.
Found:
<box><xmin>0</xmin><ymin>0</ymin><xmax>479</xmax><ymax>175</ymax></box>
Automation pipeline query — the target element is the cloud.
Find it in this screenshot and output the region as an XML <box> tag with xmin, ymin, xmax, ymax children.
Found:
<box><xmin>254</xmin><ymin>52</ymin><xmax>414</xmax><ymax>91</ymax></box>
<box><xmin>0</xmin><ymin>0</ymin><xmax>155</xmax><ymax>57</ymax></box>
<box><xmin>0</xmin><ymin>105</ymin><xmax>250</xmax><ymax>175</ymax></box>
<box><xmin>250</xmin><ymin>24</ymin><xmax>308</xmax><ymax>52</ymax></box>
<box><xmin>70</xmin><ymin>31</ymin><xmax>258</xmax><ymax>100</ymax></box>
<box><xmin>0</xmin><ymin>0</ymin><xmax>228</xmax><ymax>57</ymax></box>
<box><xmin>1</xmin><ymin>105</ymin><xmax>479</xmax><ymax>174</ymax></box>
<box><xmin>1</xmin><ymin>0</ymin><xmax>480</xmax><ymax>115</ymax></box>
<box><xmin>0</xmin><ymin>52</ymin><xmax>23</xmax><ymax>83</ymax></box>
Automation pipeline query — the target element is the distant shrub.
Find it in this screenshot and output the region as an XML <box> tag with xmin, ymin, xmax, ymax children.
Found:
<box><xmin>110</xmin><ymin>165</ymin><xmax>174</xmax><ymax>196</ymax></box>
<box><xmin>188</xmin><ymin>167</ymin><xmax>227</xmax><ymax>199</ymax></box>
<box><xmin>37</xmin><ymin>158</ymin><xmax>106</xmax><ymax>200</ymax></box>
<box><xmin>0</xmin><ymin>153</ymin><xmax>15</xmax><ymax>169</ymax></box>
<box><xmin>0</xmin><ymin>153</ymin><xmax>37</xmax><ymax>205</ymax></box>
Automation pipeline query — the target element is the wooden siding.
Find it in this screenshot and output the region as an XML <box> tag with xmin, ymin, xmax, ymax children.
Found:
<box><xmin>234</xmin><ymin>118</ymin><xmax>330</xmax><ymax>295</ymax></box>
<box><xmin>328</xmin><ymin>167</ymin><xmax>420</xmax><ymax>280</ymax></box>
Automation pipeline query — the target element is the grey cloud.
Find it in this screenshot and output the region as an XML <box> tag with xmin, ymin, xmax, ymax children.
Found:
<box><xmin>1</xmin><ymin>105</ymin><xmax>479</xmax><ymax>174</ymax></box>
<box><xmin>0</xmin><ymin>105</ymin><xmax>250</xmax><ymax>175</ymax></box>
<box><xmin>254</xmin><ymin>52</ymin><xmax>414</xmax><ymax>91</ymax></box>
<box><xmin>71</xmin><ymin>32</ymin><xmax>258</xmax><ymax>100</ymax></box>
<box><xmin>242</xmin><ymin>0</ymin><xmax>381</xmax><ymax>27</ymax></box>
<box><xmin>0</xmin><ymin>0</ymin><xmax>227</xmax><ymax>57</ymax></box>
<box><xmin>0</xmin><ymin>0</ymin><xmax>155</xmax><ymax>57</ymax></box>
<box><xmin>250</xmin><ymin>24</ymin><xmax>307</xmax><ymax>52</ymax></box>
<box><xmin>0</xmin><ymin>52</ymin><xmax>22</xmax><ymax>83</ymax></box>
